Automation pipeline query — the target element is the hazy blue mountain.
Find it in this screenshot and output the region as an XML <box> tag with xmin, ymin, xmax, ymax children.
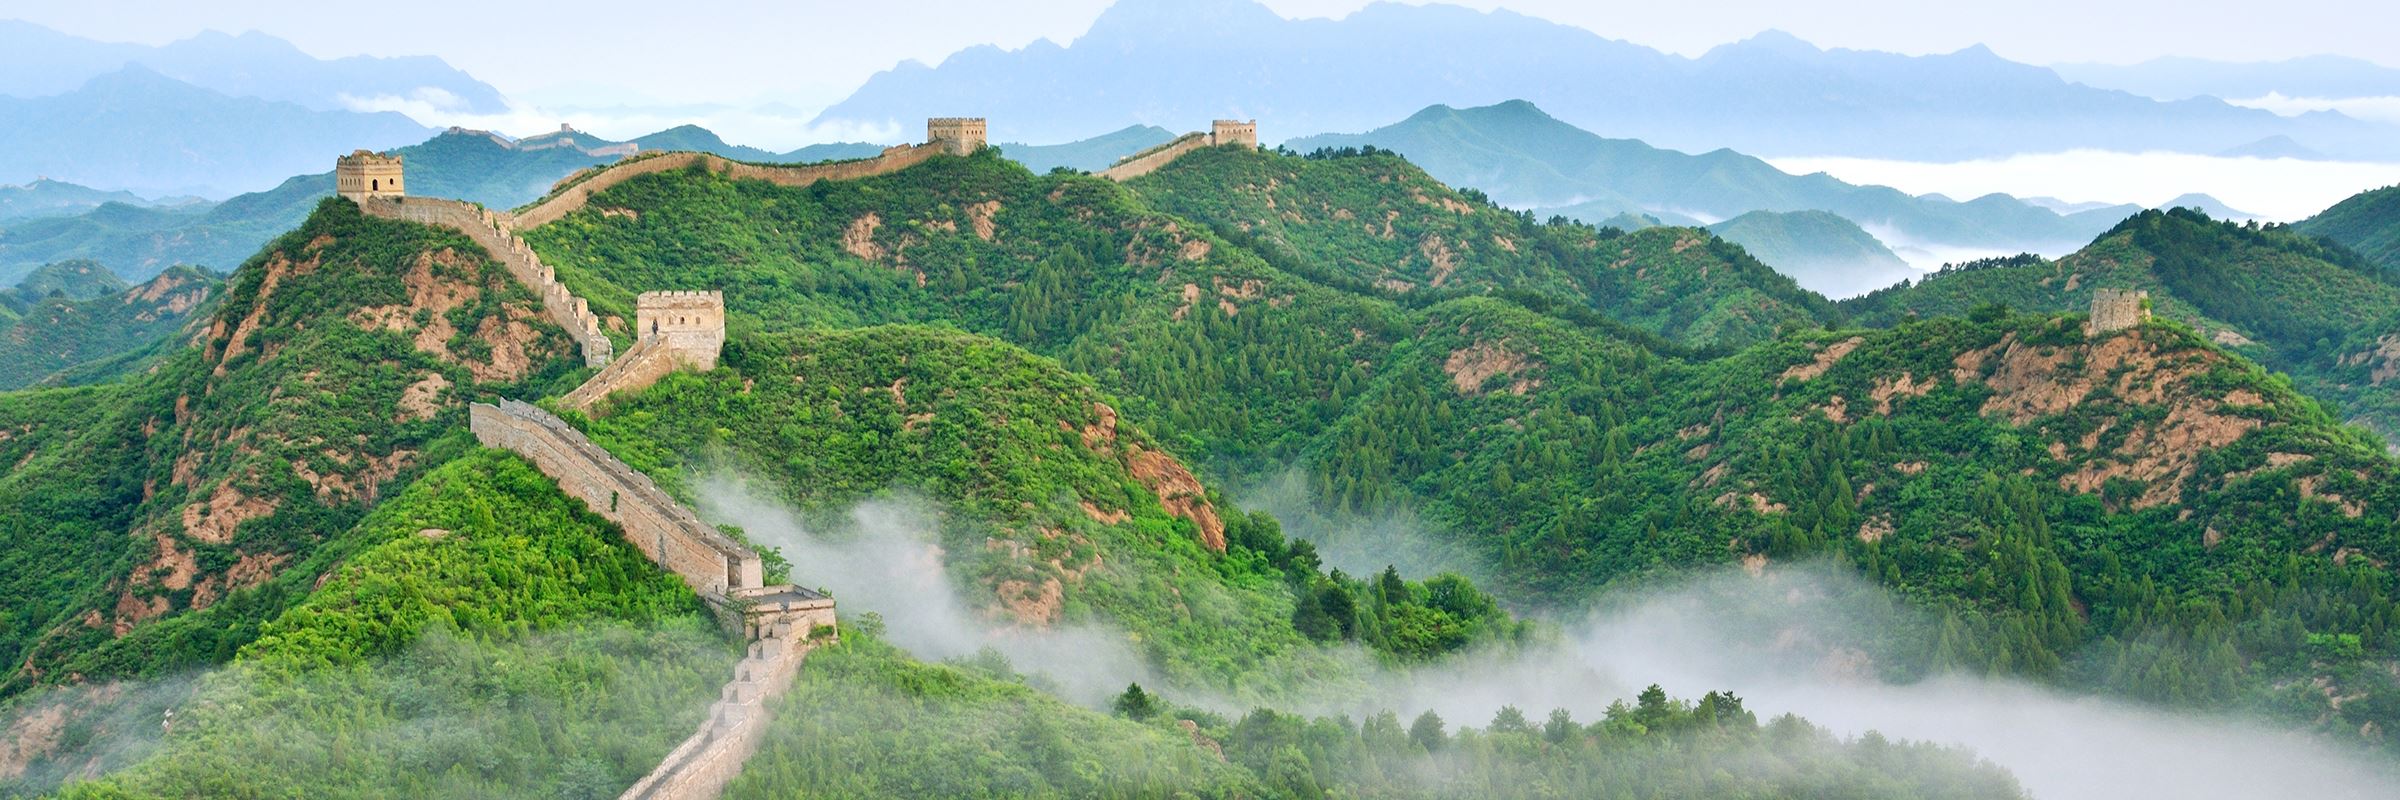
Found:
<box><xmin>1289</xmin><ymin>101</ymin><xmax>2137</xmax><ymax>255</ymax></box>
<box><xmin>2218</xmin><ymin>135</ymin><xmax>2330</xmax><ymax>159</ymax></box>
<box><xmin>5</xmin><ymin>259</ymin><xmax>125</xmax><ymax>304</ymax></box>
<box><xmin>2162</xmin><ymin>193</ymin><xmax>2262</xmax><ymax>221</ymax></box>
<box><xmin>2053</xmin><ymin>55</ymin><xmax>2400</xmax><ymax>102</ymax></box>
<box><xmin>628</xmin><ymin>125</ymin><xmax>785</xmax><ymax>161</ymax></box>
<box><xmin>781</xmin><ymin>142</ymin><xmax>889</xmax><ymax>162</ymax></box>
<box><xmin>0</xmin><ymin>21</ymin><xmax>507</xmax><ymax>114</ymax></box>
<box><xmin>0</xmin><ymin>128</ymin><xmax>625</xmax><ymax>283</ymax></box>
<box><xmin>1000</xmin><ymin>125</ymin><xmax>1179</xmax><ymax>173</ymax></box>
<box><xmin>814</xmin><ymin>0</ymin><xmax>2400</xmax><ymax>160</ymax></box>
<box><xmin>0</xmin><ymin>65</ymin><xmax>432</xmax><ymax>197</ymax></box>
<box><xmin>1705</xmin><ymin>210</ymin><xmax>1921</xmax><ymax>298</ymax></box>
<box><xmin>0</xmin><ymin>179</ymin><xmax>171</xmax><ymax>221</ymax></box>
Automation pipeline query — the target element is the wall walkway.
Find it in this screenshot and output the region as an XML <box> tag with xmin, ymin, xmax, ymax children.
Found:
<box><xmin>511</xmin><ymin>144</ymin><xmax>947</xmax><ymax>230</ymax></box>
<box><xmin>360</xmin><ymin>197</ymin><xmax>615</xmax><ymax>367</ymax></box>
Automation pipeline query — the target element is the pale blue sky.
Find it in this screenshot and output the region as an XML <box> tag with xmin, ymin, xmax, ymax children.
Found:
<box><xmin>4</xmin><ymin>0</ymin><xmax>2393</xmax><ymax>112</ymax></box>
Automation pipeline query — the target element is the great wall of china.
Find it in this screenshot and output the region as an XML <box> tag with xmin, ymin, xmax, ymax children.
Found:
<box><xmin>335</xmin><ymin>115</ymin><xmax>1258</xmax><ymax>799</ymax></box>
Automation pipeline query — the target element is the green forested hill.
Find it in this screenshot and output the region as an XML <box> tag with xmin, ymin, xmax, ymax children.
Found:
<box><xmin>512</xmin><ymin>146</ymin><xmax>2400</xmax><ymax>747</ymax></box>
<box><xmin>0</xmin><ymin>265</ymin><xmax>221</xmax><ymax>390</ymax></box>
<box><xmin>0</xmin><ymin>198</ymin><xmax>583</xmax><ymax>697</ymax></box>
<box><xmin>1126</xmin><ymin>145</ymin><xmax>1834</xmax><ymax>349</ymax></box>
<box><xmin>1847</xmin><ymin>208</ymin><xmax>2400</xmax><ymax>442</ymax></box>
<box><xmin>2297</xmin><ymin>184</ymin><xmax>2400</xmax><ymax>271</ymax></box>
<box><xmin>8</xmin><ymin>140</ymin><xmax>2400</xmax><ymax>796</ymax></box>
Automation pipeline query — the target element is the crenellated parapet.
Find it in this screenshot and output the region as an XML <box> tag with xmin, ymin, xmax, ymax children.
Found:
<box><xmin>357</xmin><ymin>196</ymin><xmax>614</xmax><ymax>367</ymax></box>
<box><xmin>335</xmin><ymin>150</ymin><xmax>406</xmax><ymax>201</ymax></box>
<box><xmin>510</xmin><ymin>118</ymin><xmax>987</xmax><ymax>231</ymax></box>
<box><xmin>1098</xmin><ymin>119</ymin><xmax>1262</xmax><ymax>181</ymax></box>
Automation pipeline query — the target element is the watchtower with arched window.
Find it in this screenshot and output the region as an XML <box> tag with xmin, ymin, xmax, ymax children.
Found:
<box><xmin>335</xmin><ymin>150</ymin><xmax>405</xmax><ymax>201</ymax></box>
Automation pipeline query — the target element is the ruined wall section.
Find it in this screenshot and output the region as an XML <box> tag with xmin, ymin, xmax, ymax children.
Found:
<box><xmin>359</xmin><ymin>196</ymin><xmax>614</xmax><ymax>367</ymax></box>
<box><xmin>2088</xmin><ymin>288</ymin><xmax>2151</xmax><ymax>334</ymax></box>
<box><xmin>469</xmin><ymin>400</ymin><xmax>763</xmax><ymax>601</ymax></box>
<box><xmin>510</xmin><ymin>144</ymin><xmax>946</xmax><ymax>230</ymax></box>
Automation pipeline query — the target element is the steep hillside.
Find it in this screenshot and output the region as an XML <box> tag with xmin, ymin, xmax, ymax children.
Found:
<box><xmin>2297</xmin><ymin>184</ymin><xmax>2400</xmax><ymax>271</ymax></box>
<box><xmin>1707</xmin><ymin>210</ymin><xmax>1921</xmax><ymax>299</ymax></box>
<box><xmin>0</xmin><ymin>265</ymin><xmax>221</xmax><ymax>390</ymax></box>
<box><xmin>0</xmin><ymin>198</ymin><xmax>583</xmax><ymax>696</ymax></box>
<box><xmin>1848</xmin><ymin>208</ymin><xmax>2400</xmax><ymax>440</ymax></box>
<box><xmin>514</xmin><ymin>146</ymin><xmax>2400</xmax><ymax>748</ymax></box>
<box><xmin>1122</xmin><ymin>145</ymin><xmax>1834</xmax><ymax>348</ymax></box>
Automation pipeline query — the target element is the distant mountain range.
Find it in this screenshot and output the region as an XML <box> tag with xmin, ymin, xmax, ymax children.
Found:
<box><xmin>0</xmin><ymin>179</ymin><xmax>187</xmax><ymax>222</ymax></box>
<box><xmin>1002</xmin><ymin>125</ymin><xmax>1178</xmax><ymax>173</ymax></box>
<box><xmin>0</xmin><ymin>65</ymin><xmax>432</xmax><ymax>197</ymax></box>
<box><xmin>1702</xmin><ymin>211</ymin><xmax>1919</xmax><ymax>299</ymax></box>
<box><xmin>0</xmin><ymin>21</ymin><xmax>507</xmax><ymax>113</ymax></box>
<box><xmin>814</xmin><ymin>0</ymin><xmax>2400</xmax><ymax>161</ymax></box>
<box><xmin>0</xmin><ymin>124</ymin><xmax>908</xmax><ymax>285</ymax></box>
<box><xmin>1287</xmin><ymin>101</ymin><xmax>2140</xmax><ymax>256</ymax></box>
<box><xmin>2054</xmin><ymin>55</ymin><xmax>2400</xmax><ymax>103</ymax></box>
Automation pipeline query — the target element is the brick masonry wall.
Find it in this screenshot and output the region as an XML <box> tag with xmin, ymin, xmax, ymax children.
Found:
<box><xmin>1097</xmin><ymin>133</ymin><xmax>1209</xmax><ymax>182</ymax></box>
<box><xmin>560</xmin><ymin>338</ymin><xmax>682</xmax><ymax>413</ymax></box>
<box><xmin>511</xmin><ymin>145</ymin><xmax>946</xmax><ymax>231</ymax></box>
<box><xmin>469</xmin><ymin>400</ymin><xmax>763</xmax><ymax>600</ymax></box>
<box><xmin>360</xmin><ymin>197</ymin><xmax>615</xmax><ymax>367</ymax></box>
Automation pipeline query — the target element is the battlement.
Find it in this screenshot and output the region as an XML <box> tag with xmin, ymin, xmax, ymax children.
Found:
<box><xmin>2088</xmin><ymin>288</ymin><xmax>2151</xmax><ymax>334</ymax></box>
<box><xmin>927</xmin><ymin>117</ymin><xmax>988</xmax><ymax>156</ymax></box>
<box><xmin>1210</xmin><ymin>119</ymin><xmax>1258</xmax><ymax>147</ymax></box>
<box><xmin>335</xmin><ymin>149</ymin><xmax>405</xmax><ymax>201</ymax></box>
<box><xmin>637</xmin><ymin>290</ymin><xmax>727</xmax><ymax>370</ymax></box>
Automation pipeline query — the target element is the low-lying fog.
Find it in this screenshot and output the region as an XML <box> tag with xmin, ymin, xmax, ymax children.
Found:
<box><xmin>1769</xmin><ymin>150</ymin><xmax>2400</xmax><ymax>223</ymax></box>
<box><xmin>704</xmin><ymin>478</ymin><xmax>2400</xmax><ymax>800</ymax></box>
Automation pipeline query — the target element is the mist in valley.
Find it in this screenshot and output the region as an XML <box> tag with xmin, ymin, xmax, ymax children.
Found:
<box><xmin>702</xmin><ymin>474</ymin><xmax>2399</xmax><ymax>800</ymax></box>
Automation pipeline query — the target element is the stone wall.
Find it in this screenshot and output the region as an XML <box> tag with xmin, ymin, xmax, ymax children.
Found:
<box><xmin>1097</xmin><ymin>121</ymin><xmax>1259</xmax><ymax>182</ymax></box>
<box><xmin>559</xmin><ymin>339</ymin><xmax>679</xmax><ymax>413</ymax></box>
<box><xmin>1097</xmin><ymin>132</ymin><xmax>1212</xmax><ymax>181</ymax></box>
<box><xmin>469</xmin><ymin>400</ymin><xmax>763</xmax><ymax>601</ymax></box>
<box><xmin>511</xmin><ymin>144</ymin><xmax>947</xmax><ymax>230</ymax></box>
<box><xmin>618</xmin><ymin>598</ymin><xmax>834</xmax><ymax>800</ymax></box>
<box><xmin>359</xmin><ymin>196</ymin><xmax>615</xmax><ymax>367</ymax></box>
<box><xmin>2088</xmin><ymin>288</ymin><xmax>2151</xmax><ymax>334</ymax></box>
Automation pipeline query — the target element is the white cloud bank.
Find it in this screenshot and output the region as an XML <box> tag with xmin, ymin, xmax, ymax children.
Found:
<box><xmin>1770</xmin><ymin>151</ymin><xmax>2400</xmax><ymax>222</ymax></box>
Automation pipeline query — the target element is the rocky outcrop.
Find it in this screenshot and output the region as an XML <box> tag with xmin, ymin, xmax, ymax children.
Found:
<box><xmin>359</xmin><ymin>197</ymin><xmax>614</xmax><ymax>367</ymax></box>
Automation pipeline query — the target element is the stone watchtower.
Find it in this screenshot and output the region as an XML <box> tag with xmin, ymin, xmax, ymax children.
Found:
<box><xmin>637</xmin><ymin>291</ymin><xmax>727</xmax><ymax>369</ymax></box>
<box><xmin>2086</xmin><ymin>288</ymin><xmax>2151</xmax><ymax>334</ymax></box>
<box><xmin>335</xmin><ymin>150</ymin><xmax>405</xmax><ymax>201</ymax></box>
<box><xmin>927</xmin><ymin>118</ymin><xmax>988</xmax><ymax>156</ymax></box>
<box><xmin>1210</xmin><ymin>119</ymin><xmax>1259</xmax><ymax>148</ymax></box>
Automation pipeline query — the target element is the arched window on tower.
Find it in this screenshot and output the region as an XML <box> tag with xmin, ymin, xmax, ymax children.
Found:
<box><xmin>371</xmin><ymin>179</ymin><xmax>379</xmax><ymax>191</ymax></box>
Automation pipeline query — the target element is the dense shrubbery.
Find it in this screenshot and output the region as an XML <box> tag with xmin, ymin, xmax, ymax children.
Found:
<box><xmin>47</xmin><ymin>451</ymin><xmax>730</xmax><ymax>799</ymax></box>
